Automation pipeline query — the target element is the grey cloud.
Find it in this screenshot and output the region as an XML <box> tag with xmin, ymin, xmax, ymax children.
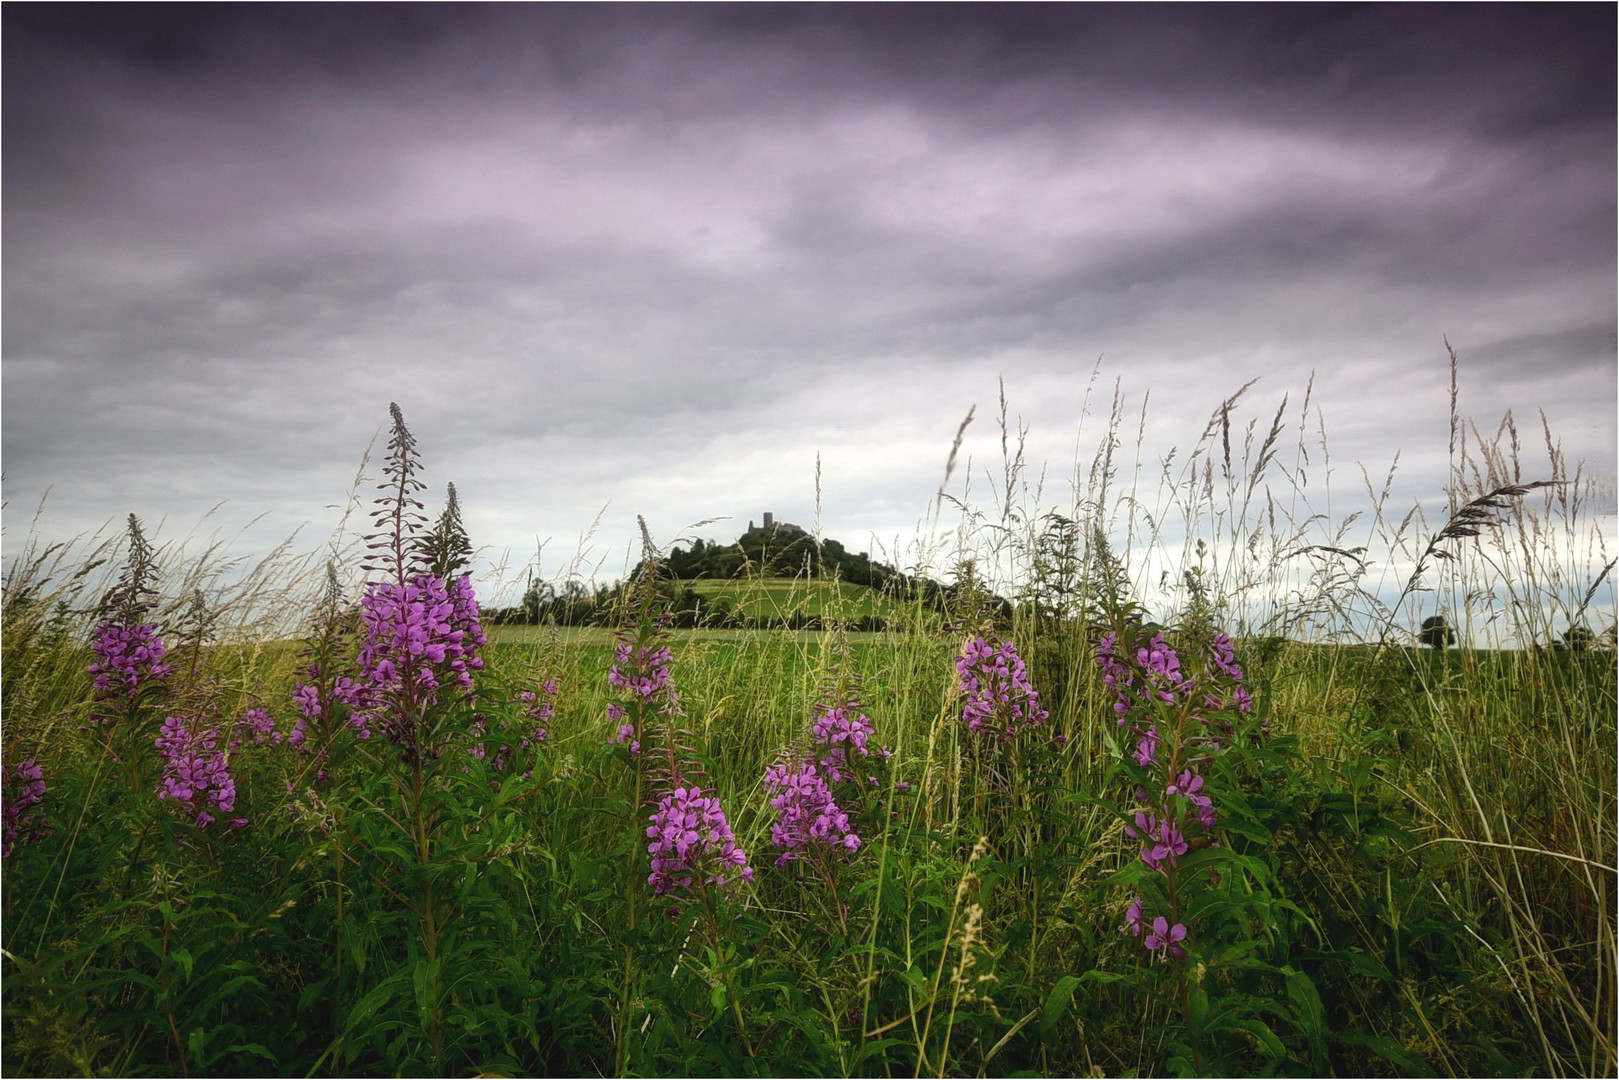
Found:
<box><xmin>4</xmin><ymin>4</ymin><xmax>1611</xmax><ymax>588</ymax></box>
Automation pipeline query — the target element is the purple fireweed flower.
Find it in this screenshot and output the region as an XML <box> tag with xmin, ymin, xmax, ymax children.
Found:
<box><xmin>1167</xmin><ymin>769</ymin><xmax>1216</xmax><ymax>829</ymax></box>
<box><xmin>1097</xmin><ymin>623</ymin><xmax>1253</xmax><ymax>965</ymax></box>
<box><xmin>1137</xmin><ymin>635</ymin><xmax>1180</xmax><ymax>680</ymax></box>
<box><xmin>1123</xmin><ymin>895</ymin><xmax>1144</xmax><ymax>938</ymax></box>
<box><xmin>238</xmin><ymin>707</ymin><xmax>276</xmax><ymax>747</ymax></box>
<box><xmin>956</xmin><ymin>635</ymin><xmax>1048</xmax><ymax>742</ymax></box>
<box><xmin>1094</xmin><ymin>632</ymin><xmax>1137</xmax><ymax>725</ymax></box>
<box><xmin>611</xmin><ymin>724</ymin><xmax>640</xmax><ymax>756</ymax></box>
<box><xmin>356</xmin><ymin>573</ymin><xmax>485</xmax><ymax>744</ymax></box>
<box><xmin>1133</xmin><ymin>725</ymin><xmax>1160</xmax><ymax>767</ymax></box>
<box><xmin>1140</xmin><ymin>817</ymin><xmax>1189</xmax><ymax>873</ymax></box>
<box><xmin>466</xmin><ymin>681</ymin><xmax>555</xmax><ymax>783</ymax></box>
<box><xmin>446</xmin><ymin>574</ymin><xmax>488</xmax><ymax>653</ymax></box>
<box><xmin>1096</xmin><ymin>630</ymin><xmax>1202</xmax><ymax>721</ymax></box>
<box><xmin>812</xmin><ymin>705</ymin><xmax>875</xmax><ymax>781</ymax></box>
<box><xmin>154</xmin><ymin>717</ymin><xmax>238</xmax><ymax>828</ymax></box>
<box><xmin>1136</xmin><ymin>634</ymin><xmax>1190</xmax><ymax>706</ymax></box>
<box><xmin>608</xmin><ymin>641</ymin><xmax>674</xmax><ymax>703</ymax></box>
<box><xmin>289</xmin><ymin>675</ymin><xmax>369</xmax><ymax>756</ymax></box>
<box><xmin>763</xmin><ymin>759</ymin><xmax>861</xmax><ymax>867</ymax></box>
<box><xmin>2</xmin><ymin>758</ymin><xmax>48</xmax><ymax>858</ymax></box>
<box><xmin>645</xmin><ymin>784</ymin><xmax>753</xmax><ymax>895</ymax></box>
<box><xmin>606</xmin><ymin>618</ymin><xmax>678</xmax><ymax>760</ymax></box>
<box><xmin>356</xmin><ymin>575</ymin><xmax>484</xmax><ymax>693</ymax></box>
<box><xmin>88</xmin><ymin>621</ymin><xmax>171</xmax><ymax>719</ymax></box>
<box><xmin>292</xmin><ymin>684</ymin><xmax>322</xmax><ymax>719</ymax></box>
<box><xmin>1197</xmin><ymin>800</ymin><xmax>1216</xmax><ymax>830</ymax></box>
<box><xmin>1126</xmin><ymin>811</ymin><xmax>1189</xmax><ymax>873</ymax></box>
<box><xmin>1143</xmin><ymin>916</ymin><xmax>1188</xmax><ymax>961</ymax></box>
<box><xmin>519</xmin><ymin>687</ymin><xmax>554</xmax><ymax>748</ymax></box>
<box><xmin>1208</xmin><ymin>632</ymin><xmax>1243</xmax><ymax>682</ymax></box>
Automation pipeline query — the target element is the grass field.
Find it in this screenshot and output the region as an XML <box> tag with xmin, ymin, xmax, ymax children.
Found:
<box><xmin>490</xmin><ymin>623</ymin><xmax>902</xmax><ymax>647</ymax></box>
<box><xmin>2</xmin><ymin>389</ymin><xmax>1612</xmax><ymax>1077</ymax></box>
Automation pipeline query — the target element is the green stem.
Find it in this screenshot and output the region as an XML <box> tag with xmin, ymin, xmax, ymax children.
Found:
<box><xmin>700</xmin><ymin>887</ymin><xmax>755</xmax><ymax>1060</ymax></box>
<box><xmin>411</xmin><ymin>746</ymin><xmax>444</xmax><ymax>1073</ymax></box>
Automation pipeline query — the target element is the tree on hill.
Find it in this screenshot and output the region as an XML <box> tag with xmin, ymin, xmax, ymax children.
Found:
<box><xmin>657</xmin><ymin>522</ymin><xmax>902</xmax><ymax>589</ymax></box>
<box><xmin>1555</xmin><ymin>624</ymin><xmax>1596</xmax><ymax>651</ymax></box>
<box><xmin>1418</xmin><ymin>614</ymin><xmax>1456</xmax><ymax>649</ymax></box>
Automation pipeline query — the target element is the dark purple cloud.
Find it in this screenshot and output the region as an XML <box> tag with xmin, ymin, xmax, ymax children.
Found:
<box><xmin>3</xmin><ymin>4</ymin><xmax>1613</xmax><ymax>628</ymax></box>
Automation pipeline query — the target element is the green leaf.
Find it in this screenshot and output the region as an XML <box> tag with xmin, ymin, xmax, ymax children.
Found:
<box><xmin>193</xmin><ymin>974</ymin><xmax>264</xmax><ymax>1016</ymax></box>
<box><xmin>1283</xmin><ymin>969</ymin><xmax>1328</xmax><ymax>1069</ymax></box>
<box><xmin>413</xmin><ymin>957</ymin><xmax>436</xmax><ymax>1027</ymax></box>
<box><xmin>1076</xmin><ymin>968</ymin><xmax>1135</xmax><ymax>986</ymax></box>
<box><xmin>298</xmin><ymin>976</ymin><xmax>333</xmax><ymax>1014</ymax></box>
<box><xmin>853</xmin><ymin>1036</ymin><xmax>907</xmax><ymax>1067</ymax></box>
<box><xmin>1100</xmin><ymin>861</ymin><xmax>1146</xmax><ymax>888</ymax></box>
<box><xmin>1334</xmin><ymin>1028</ymin><xmax>1434</xmax><ymax>1076</ymax></box>
<box><xmin>223</xmin><ymin>1042</ymin><xmax>279</xmax><ymax>1064</ymax></box>
<box><xmin>343</xmin><ymin>974</ymin><xmax>404</xmax><ymax>1034</ymax></box>
<box><xmin>1039</xmin><ymin>974</ymin><xmax>1083</xmax><ymax>1038</ymax></box>
<box><xmin>1218</xmin><ymin>1016</ymin><xmax>1286</xmax><ymax>1060</ymax></box>
<box><xmin>1301</xmin><ymin>948</ymin><xmax>1393</xmax><ymax>983</ymax></box>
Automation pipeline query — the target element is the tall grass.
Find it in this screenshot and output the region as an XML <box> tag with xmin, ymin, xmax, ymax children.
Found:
<box><xmin>2</xmin><ymin>369</ymin><xmax>1612</xmax><ymax>1077</ymax></box>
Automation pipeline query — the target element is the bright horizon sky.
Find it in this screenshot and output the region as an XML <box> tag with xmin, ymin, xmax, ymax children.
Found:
<box><xmin>4</xmin><ymin>5</ymin><xmax>1614</xmax><ymax>636</ymax></box>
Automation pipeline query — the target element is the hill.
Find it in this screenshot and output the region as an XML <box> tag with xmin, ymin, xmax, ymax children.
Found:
<box><xmin>682</xmin><ymin>576</ymin><xmax>913</xmax><ymax>625</ymax></box>
<box><xmin>661</xmin><ymin>518</ymin><xmax>898</xmax><ymax>589</ymax></box>
<box><xmin>491</xmin><ymin>518</ymin><xmax>962</xmax><ymax>628</ymax></box>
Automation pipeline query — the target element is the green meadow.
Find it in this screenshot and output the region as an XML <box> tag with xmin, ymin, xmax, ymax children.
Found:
<box><xmin>2</xmin><ymin>386</ymin><xmax>1612</xmax><ymax>1077</ymax></box>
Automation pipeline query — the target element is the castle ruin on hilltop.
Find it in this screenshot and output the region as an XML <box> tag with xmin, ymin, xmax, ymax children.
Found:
<box><xmin>746</xmin><ymin>511</ymin><xmax>804</xmax><ymax>535</ymax></box>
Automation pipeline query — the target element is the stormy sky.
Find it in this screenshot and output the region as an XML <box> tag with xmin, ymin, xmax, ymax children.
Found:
<box><xmin>4</xmin><ymin>4</ymin><xmax>1614</xmax><ymax>618</ymax></box>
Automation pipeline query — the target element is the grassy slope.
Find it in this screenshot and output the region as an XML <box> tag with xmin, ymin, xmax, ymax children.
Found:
<box><xmin>681</xmin><ymin>575</ymin><xmax>911</xmax><ymax>620</ymax></box>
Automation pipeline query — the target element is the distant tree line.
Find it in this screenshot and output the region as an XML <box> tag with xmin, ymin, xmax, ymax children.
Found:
<box><xmin>1416</xmin><ymin>613</ymin><xmax>1613</xmax><ymax>652</ymax></box>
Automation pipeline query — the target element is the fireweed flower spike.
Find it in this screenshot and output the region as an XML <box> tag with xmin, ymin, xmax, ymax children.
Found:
<box><xmin>353</xmin><ymin>403</ymin><xmax>489</xmax><ymax>760</ymax></box>
<box><xmin>2</xmin><ymin>758</ymin><xmax>49</xmax><ymax>858</ymax></box>
<box><xmin>519</xmin><ymin>679</ymin><xmax>557</xmax><ymax>748</ymax></box>
<box><xmin>88</xmin><ymin>622</ymin><xmax>172</xmax><ymax>708</ymax></box>
<box><xmin>955</xmin><ymin>635</ymin><xmax>1049</xmax><ymax>742</ymax></box>
<box><xmin>1096</xmin><ymin>618</ymin><xmax>1251</xmax><ymax>965</ymax></box>
<box><xmin>608</xmin><ymin>640</ymin><xmax>674</xmax><ymax>704</ymax></box>
<box><xmin>610</xmin><ymin>723</ymin><xmax>640</xmax><ymax>756</ymax></box>
<box><xmin>1133</xmin><ymin>725</ymin><xmax>1161</xmax><ymax>767</ymax></box>
<box><xmin>763</xmin><ymin>758</ymin><xmax>861</xmax><ymax>867</ymax></box>
<box><xmin>605</xmin><ymin>600</ymin><xmax>677</xmax><ymax>756</ymax></box>
<box><xmin>154</xmin><ymin>717</ymin><xmax>239</xmax><ymax>828</ymax></box>
<box><xmin>289</xmin><ymin>668</ymin><xmax>368</xmax><ymax>782</ymax></box>
<box><xmin>89</xmin><ymin>515</ymin><xmax>169</xmax><ymax>716</ymax></box>
<box><xmin>355</xmin><ymin>573</ymin><xmax>486</xmax><ymax>746</ymax></box>
<box><xmin>646</xmin><ymin>783</ymin><xmax>753</xmax><ymax>895</ymax></box>
<box><xmin>236</xmin><ymin>707</ymin><xmax>277</xmax><ymax>748</ymax></box>
<box><xmin>811</xmin><ymin>704</ymin><xmax>875</xmax><ymax>782</ymax></box>
<box><xmin>466</xmin><ymin>679</ymin><xmax>555</xmax><ymax>782</ymax></box>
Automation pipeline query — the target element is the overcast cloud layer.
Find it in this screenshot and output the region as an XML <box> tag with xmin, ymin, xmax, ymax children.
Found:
<box><xmin>4</xmin><ymin>4</ymin><xmax>1614</xmax><ymax>616</ymax></box>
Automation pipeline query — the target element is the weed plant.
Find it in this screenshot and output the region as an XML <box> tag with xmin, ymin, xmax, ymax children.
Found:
<box><xmin>2</xmin><ymin>371</ymin><xmax>1612</xmax><ymax>1077</ymax></box>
